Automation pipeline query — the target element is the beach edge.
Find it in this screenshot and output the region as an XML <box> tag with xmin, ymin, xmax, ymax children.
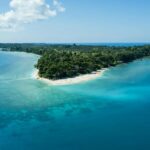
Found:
<box><xmin>32</xmin><ymin>68</ymin><xmax>107</xmax><ymax>85</ymax></box>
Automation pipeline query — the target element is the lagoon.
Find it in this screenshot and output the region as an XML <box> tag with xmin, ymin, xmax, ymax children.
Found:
<box><xmin>0</xmin><ymin>51</ymin><xmax>150</xmax><ymax>150</ymax></box>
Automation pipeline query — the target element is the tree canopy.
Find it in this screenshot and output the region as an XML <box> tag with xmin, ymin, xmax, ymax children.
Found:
<box><xmin>1</xmin><ymin>43</ymin><xmax>150</xmax><ymax>80</ymax></box>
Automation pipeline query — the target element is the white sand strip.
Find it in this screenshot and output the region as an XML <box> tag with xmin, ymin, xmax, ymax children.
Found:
<box><xmin>32</xmin><ymin>68</ymin><xmax>107</xmax><ymax>85</ymax></box>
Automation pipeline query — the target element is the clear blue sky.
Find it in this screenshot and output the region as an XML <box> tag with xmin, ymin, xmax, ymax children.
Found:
<box><xmin>0</xmin><ymin>0</ymin><xmax>150</xmax><ymax>43</ymax></box>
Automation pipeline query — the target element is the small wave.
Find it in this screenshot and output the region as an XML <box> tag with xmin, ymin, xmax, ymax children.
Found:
<box><xmin>0</xmin><ymin>77</ymin><xmax>34</xmax><ymax>83</ymax></box>
<box><xmin>0</xmin><ymin>69</ymin><xmax>38</xmax><ymax>83</ymax></box>
<box><xmin>30</xmin><ymin>69</ymin><xmax>38</xmax><ymax>79</ymax></box>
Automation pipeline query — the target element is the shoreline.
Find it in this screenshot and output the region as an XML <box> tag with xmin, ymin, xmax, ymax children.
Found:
<box><xmin>32</xmin><ymin>69</ymin><xmax>107</xmax><ymax>85</ymax></box>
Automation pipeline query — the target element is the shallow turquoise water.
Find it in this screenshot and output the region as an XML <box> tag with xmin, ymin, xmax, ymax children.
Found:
<box><xmin>0</xmin><ymin>51</ymin><xmax>150</xmax><ymax>150</ymax></box>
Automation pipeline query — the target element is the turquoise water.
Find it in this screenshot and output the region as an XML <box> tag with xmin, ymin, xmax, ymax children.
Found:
<box><xmin>0</xmin><ymin>51</ymin><xmax>150</xmax><ymax>150</ymax></box>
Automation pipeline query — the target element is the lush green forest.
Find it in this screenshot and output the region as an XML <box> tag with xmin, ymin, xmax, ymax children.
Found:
<box><xmin>1</xmin><ymin>43</ymin><xmax>150</xmax><ymax>80</ymax></box>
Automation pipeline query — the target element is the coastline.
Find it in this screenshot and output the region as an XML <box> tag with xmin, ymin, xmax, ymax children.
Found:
<box><xmin>32</xmin><ymin>69</ymin><xmax>107</xmax><ymax>85</ymax></box>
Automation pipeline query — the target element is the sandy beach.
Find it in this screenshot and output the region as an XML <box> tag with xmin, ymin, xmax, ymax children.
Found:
<box><xmin>32</xmin><ymin>68</ymin><xmax>107</xmax><ymax>85</ymax></box>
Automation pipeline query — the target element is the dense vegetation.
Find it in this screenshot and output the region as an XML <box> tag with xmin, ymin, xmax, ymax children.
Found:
<box><xmin>1</xmin><ymin>43</ymin><xmax>150</xmax><ymax>80</ymax></box>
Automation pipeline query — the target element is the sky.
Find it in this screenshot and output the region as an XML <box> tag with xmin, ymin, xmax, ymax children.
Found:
<box><xmin>0</xmin><ymin>0</ymin><xmax>150</xmax><ymax>43</ymax></box>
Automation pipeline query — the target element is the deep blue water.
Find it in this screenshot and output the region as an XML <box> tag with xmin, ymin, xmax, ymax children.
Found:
<box><xmin>77</xmin><ymin>42</ymin><xmax>150</xmax><ymax>46</ymax></box>
<box><xmin>44</xmin><ymin>42</ymin><xmax>150</xmax><ymax>47</ymax></box>
<box><xmin>33</xmin><ymin>42</ymin><xmax>150</xmax><ymax>47</ymax></box>
<box><xmin>0</xmin><ymin>51</ymin><xmax>150</xmax><ymax>150</ymax></box>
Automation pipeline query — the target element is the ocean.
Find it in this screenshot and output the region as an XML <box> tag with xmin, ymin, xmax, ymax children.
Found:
<box><xmin>0</xmin><ymin>50</ymin><xmax>150</xmax><ymax>150</ymax></box>
<box><xmin>45</xmin><ymin>42</ymin><xmax>150</xmax><ymax>46</ymax></box>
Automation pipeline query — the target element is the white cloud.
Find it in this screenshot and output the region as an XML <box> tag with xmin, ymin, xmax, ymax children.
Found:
<box><xmin>53</xmin><ymin>0</ymin><xmax>65</xmax><ymax>12</ymax></box>
<box><xmin>0</xmin><ymin>0</ymin><xmax>65</xmax><ymax>30</ymax></box>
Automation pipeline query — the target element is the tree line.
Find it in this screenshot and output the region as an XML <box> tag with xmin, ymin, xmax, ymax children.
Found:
<box><xmin>1</xmin><ymin>43</ymin><xmax>150</xmax><ymax>80</ymax></box>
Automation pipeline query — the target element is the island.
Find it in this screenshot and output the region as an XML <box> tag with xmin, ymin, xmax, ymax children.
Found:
<box><xmin>1</xmin><ymin>43</ymin><xmax>150</xmax><ymax>84</ymax></box>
